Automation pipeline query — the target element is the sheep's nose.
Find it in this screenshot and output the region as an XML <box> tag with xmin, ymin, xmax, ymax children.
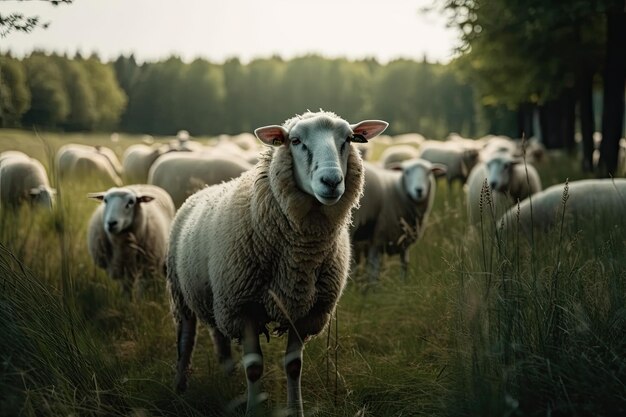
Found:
<box><xmin>321</xmin><ymin>174</ymin><xmax>343</xmax><ymax>190</ymax></box>
<box><xmin>107</xmin><ymin>220</ymin><xmax>118</xmax><ymax>231</ymax></box>
<box><xmin>415</xmin><ymin>187</ymin><xmax>423</xmax><ymax>198</ymax></box>
<box><xmin>489</xmin><ymin>181</ymin><xmax>497</xmax><ymax>190</ymax></box>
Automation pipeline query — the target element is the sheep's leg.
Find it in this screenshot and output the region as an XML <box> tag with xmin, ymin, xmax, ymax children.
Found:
<box><xmin>366</xmin><ymin>246</ymin><xmax>381</xmax><ymax>283</ymax></box>
<box><xmin>285</xmin><ymin>327</ymin><xmax>304</xmax><ymax>417</ymax></box>
<box><xmin>209</xmin><ymin>327</ymin><xmax>234</xmax><ymax>374</ymax></box>
<box><xmin>242</xmin><ymin>321</ymin><xmax>264</xmax><ymax>415</ymax></box>
<box><xmin>174</xmin><ymin>312</ymin><xmax>197</xmax><ymax>393</ymax></box>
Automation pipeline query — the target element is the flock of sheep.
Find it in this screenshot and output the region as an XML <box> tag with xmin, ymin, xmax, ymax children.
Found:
<box><xmin>0</xmin><ymin>110</ymin><xmax>625</xmax><ymax>416</ymax></box>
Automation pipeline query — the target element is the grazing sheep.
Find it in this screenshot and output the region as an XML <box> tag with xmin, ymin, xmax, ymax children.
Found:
<box><xmin>419</xmin><ymin>141</ymin><xmax>479</xmax><ymax>184</ymax></box>
<box><xmin>56</xmin><ymin>144</ymin><xmax>123</xmax><ymax>187</ymax></box>
<box><xmin>0</xmin><ymin>151</ymin><xmax>55</xmax><ymax>210</ymax></box>
<box><xmin>167</xmin><ymin>110</ymin><xmax>387</xmax><ymax>416</ymax></box>
<box><xmin>500</xmin><ymin>179</ymin><xmax>626</xmax><ymax>235</ymax></box>
<box><xmin>379</xmin><ymin>144</ymin><xmax>420</xmax><ymax>168</ymax></box>
<box><xmin>350</xmin><ymin>158</ymin><xmax>447</xmax><ymax>282</ymax></box>
<box><xmin>87</xmin><ymin>184</ymin><xmax>175</xmax><ymax>297</ymax></box>
<box><xmin>148</xmin><ymin>152</ymin><xmax>252</xmax><ymax>208</ymax></box>
<box><xmin>466</xmin><ymin>153</ymin><xmax>542</xmax><ymax>224</ymax></box>
<box><xmin>122</xmin><ymin>143</ymin><xmax>170</xmax><ymax>184</ymax></box>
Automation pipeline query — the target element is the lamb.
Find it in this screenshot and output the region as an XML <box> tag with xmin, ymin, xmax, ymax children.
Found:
<box><xmin>500</xmin><ymin>178</ymin><xmax>626</xmax><ymax>235</ymax></box>
<box><xmin>466</xmin><ymin>153</ymin><xmax>542</xmax><ymax>224</ymax></box>
<box><xmin>350</xmin><ymin>158</ymin><xmax>447</xmax><ymax>282</ymax></box>
<box><xmin>0</xmin><ymin>151</ymin><xmax>56</xmax><ymax>210</ymax></box>
<box><xmin>166</xmin><ymin>110</ymin><xmax>387</xmax><ymax>416</ymax></box>
<box><xmin>419</xmin><ymin>140</ymin><xmax>479</xmax><ymax>184</ymax></box>
<box><xmin>56</xmin><ymin>144</ymin><xmax>123</xmax><ymax>187</ymax></box>
<box><xmin>86</xmin><ymin>184</ymin><xmax>175</xmax><ymax>298</ymax></box>
<box><xmin>147</xmin><ymin>152</ymin><xmax>253</xmax><ymax>208</ymax></box>
<box><xmin>379</xmin><ymin>144</ymin><xmax>420</xmax><ymax>168</ymax></box>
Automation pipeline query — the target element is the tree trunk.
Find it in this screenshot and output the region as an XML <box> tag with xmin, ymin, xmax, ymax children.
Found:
<box><xmin>599</xmin><ymin>8</ymin><xmax>626</xmax><ymax>176</ymax></box>
<box><xmin>517</xmin><ymin>103</ymin><xmax>534</xmax><ymax>139</ymax></box>
<box><xmin>540</xmin><ymin>99</ymin><xmax>563</xmax><ymax>149</ymax></box>
<box><xmin>579</xmin><ymin>64</ymin><xmax>595</xmax><ymax>172</ymax></box>
<box><xmin>561</xmin><ymin>89</ymin><xmax>576</xmax><ymax>152</ymax></box>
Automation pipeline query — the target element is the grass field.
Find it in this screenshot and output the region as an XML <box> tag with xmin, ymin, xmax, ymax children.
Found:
<box><xmin>0</xmin><ymin>129</ymin><xmax>624</xmax><ymax>417</ymax></box>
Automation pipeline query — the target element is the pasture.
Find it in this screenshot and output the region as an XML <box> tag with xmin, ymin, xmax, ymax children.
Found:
<box><xmin>0</xmin><ymin>129</ymin><xmax>624</xmax><ymax>417</ymax></box>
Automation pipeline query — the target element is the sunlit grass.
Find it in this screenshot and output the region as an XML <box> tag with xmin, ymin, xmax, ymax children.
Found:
<box><xmin>0</xmin><ymin>130</ymin><xmax>624</xmax><ymax>416</ymax></box>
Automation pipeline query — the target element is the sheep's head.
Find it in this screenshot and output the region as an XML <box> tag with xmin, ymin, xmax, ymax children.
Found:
<box><xmin>88</xmin><ymin>187</ymin><xmax>154</xmax><ymax>234</ymax></box>
<box><xmin>29</xmin><ymin>185</ymin><xmax>56</xmax><ymax>209</ymax></box>
<box><xmin>389</xmin><ymin>158</ymin><xmax>447</xmax><ymax>203</ymax></box>
<box><xmin>255</xmin><ymin>111</ymin><xmax>387</xmax><ymax>205</ymax></box>
<box><xmin>486</xmin><ymin>154</ymin><xmax>520</xmax><ymax>193</ymax></box>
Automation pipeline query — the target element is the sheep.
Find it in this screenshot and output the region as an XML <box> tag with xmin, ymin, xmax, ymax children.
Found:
<box><xmin>379</xmin><ymin>144</ymin><xmax>420</xmax><ymax>168</ymax></box>
<box><xmin>350</xmin><ymin>158</ymin><xmax>447</xmax><ymax>282</ymax></box>
<box><xmin>147</xmin><ymin>152</ymin><xmax>253</xmax><ymax>208</ymax></box>
<box><xmin>56</xmin><ymin>144</ymin><xmax>123</xmax><ymax>187</ymax></box>
<box><xmin>87</xmin><ymin>184</ymin><xmax>175</xmax><ymax>298</ymax></box>
<box><xmin>122</xmin><ymin>143</ymin><xmax>170</xmax><ymax>184</ymax></box>
<box><xmin>466</xmin><ymin>153</ymin><xmax>542</xmax><ymax>224</ymax></box>
<box><xmin>0</xmin><ymin>151</ymin><xmax>56</xmax><ymax>210</ymax></box>
<box><xmin>166</xmin><ymin>110</ymin><xmax>388</xmax><ymax>416</ymax></box>
<box><xmin>500</xmin><ymin>178</ymin><xmax>626</xmax><ymax>236</ymax></box>
<box><xmin>419</xmin><ymin>140</ymin><xmax>479</xmax><ymax>184</ymax></box>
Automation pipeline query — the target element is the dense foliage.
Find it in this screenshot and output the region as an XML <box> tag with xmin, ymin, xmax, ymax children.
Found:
<box><xmin>442</xmin><ymin>0</ymin><xmax>626</xmax><ymax>175</ymax></box>
<box><xmin>1</xmin><ymin>51</ymin><xmax>520</xmax><ymax>139</ymax></box>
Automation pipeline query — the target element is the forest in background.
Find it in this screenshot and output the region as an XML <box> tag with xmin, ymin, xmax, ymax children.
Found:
<box><xmin>0</xmin><ymin>52</ymin><xmax>512</xmax><ymax>140</ymax></box>
<box><xmin>1</xmin><ymin>0</ymin><xmax>625</xmax><ymax>175</ymax></box>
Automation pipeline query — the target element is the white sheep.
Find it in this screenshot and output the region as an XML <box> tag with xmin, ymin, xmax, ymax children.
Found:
<box><xmin>122</xmin><ymin>143</ymin><xmax>170</xmax><ymax>184</ymax></box>
<box><xmin>0</xmin><ymin>151</ymin><xmax>56</xmax><ymax>210</ymax></box>
<box><xmin>350</xmin><ymin>158</ymin><xmax>447</xmax><ymax>282</ymax></box>
<box><xmin>166</xmin><ymin>110</ymin><xmax>387</xmax><ymax>416</ymax></box>
<box><xmin>419</xmin><ymin>140</ymin><xmax>479</xmax><ymax>184</ymax></box>
<box><xmin>379</xmin><ymin>144</ymin><xmax>420</xmax><ymax>168</ymax></box>
<box><xmin>87</xmin><ymin>184</ymin><xmax>175</xmax><ymax>298</ymax></box>
<box><xmin>56</xmin><ymin>144</ymin><xmax>123</xmax><ymax>187</ymax></box>
<box><xmin>466</xmin><ymin>153</ymin><xmax>542</xmax><ymax>224</ymax></box>
<box><xmin>147</xmin><ymin>151</ymin><xmax>252</xmax><ymax>208</ymax></box>
<box><xmin>500</xmin><ymin>178</ymin><xmax>626</xmax><ymax>235</ymax></box>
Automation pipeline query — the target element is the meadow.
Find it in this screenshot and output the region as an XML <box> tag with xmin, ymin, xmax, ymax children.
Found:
<box><xmin>0</xmin><ymin>129</ymin><xmax>624</xmax><ymax>417</ymax></box>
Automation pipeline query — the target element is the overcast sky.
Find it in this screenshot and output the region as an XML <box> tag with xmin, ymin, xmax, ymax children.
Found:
<box><xmin>4</xmin><ymin>0</ymin><xmax>459</xmax><ymax>64</ymax></box>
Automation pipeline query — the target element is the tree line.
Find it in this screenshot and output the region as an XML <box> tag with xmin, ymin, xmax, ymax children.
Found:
<box><xmin>1</xmin><ymin>51</ymin><xmax>520</xmax><ymax>140</ymax></box>
<box><xmin>443</xmin><ymin>0</ymin><xmax>626</xmax><ymax>175</ymax></box>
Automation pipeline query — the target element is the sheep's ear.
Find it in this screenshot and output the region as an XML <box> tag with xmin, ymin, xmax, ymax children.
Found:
<box><xmin>431</xmin><ymin>163</ymin><xmax>448</xmax><ymax>178</ymax></box>
<box><xmin>87</xmin><ymin>192</ymin><xmax>105</xmax><ymax>201</ymax></box>
<box><xmin>387</xmin><ymin>162</ymin><xmax>404</xmax><ymax>171</ymax></box>
<box><xmin>254</xmin><ymin>125</ymin><xmax>289</xmax><ymax>147</ymax></box>
<box><xmin>137</xmin><ymin>195</ymin><xmax>155</xmax><ymax>204</ymax></box>
<box><xmin>350</xmin><ymin>120</ymin><xmax>389</xmax><ymax>143</ymax></box>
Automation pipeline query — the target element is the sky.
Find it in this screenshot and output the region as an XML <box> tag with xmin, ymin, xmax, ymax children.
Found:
<box><xmin>3</xmin><ymin>0</ymin><xmax>459</xmax><ymax>64</ymax></box>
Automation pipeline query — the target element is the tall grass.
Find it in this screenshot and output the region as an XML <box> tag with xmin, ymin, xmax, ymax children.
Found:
<box><xmin>0</xmin><ymin>130</ymin><xmax>624</xmax><ymax>416</ymax></box>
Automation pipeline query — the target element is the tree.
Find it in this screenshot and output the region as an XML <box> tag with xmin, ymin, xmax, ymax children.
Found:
<box><xmin>56</xmin><ymin>56</ymin><xmax>98</xmax><ymax>131</ymax></box>
<box><xmin>0</xmin><ymin>56</ymin><xmax>31</xmax><ymax>127</ymax></box>
<box><xmin>0</xmin><ymin>0</ymin><xmax>72</xmax><ymax>37</ymax></box>
<box><xmin>21</xmin><ymin>52</ymin><xmax>70</xmax><ymax>128</ymax></box>
<box><xmin>81</xmin><ymin>56</ymin><xmax>127</xmax><ymax>130</ymax></box>
<box><xmin>443</xmin><ymin>0</ymin><xmax>624</xmax><ymax>176</ymax></box>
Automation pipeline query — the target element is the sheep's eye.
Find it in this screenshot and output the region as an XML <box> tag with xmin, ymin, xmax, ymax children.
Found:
<box><xmin>126</xmin><ymin>200</ymin><xmax>135</xmax><ymax>208</ymax></box>
<box><xmin>103</xmin><ymin>198</ymin><xmax>108</xmax><ymax>204</ymax></box>
<box><xmin>290</xmin><ymin>137</ymin><xmax>301</xmax><ymax>145</ymax></box>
